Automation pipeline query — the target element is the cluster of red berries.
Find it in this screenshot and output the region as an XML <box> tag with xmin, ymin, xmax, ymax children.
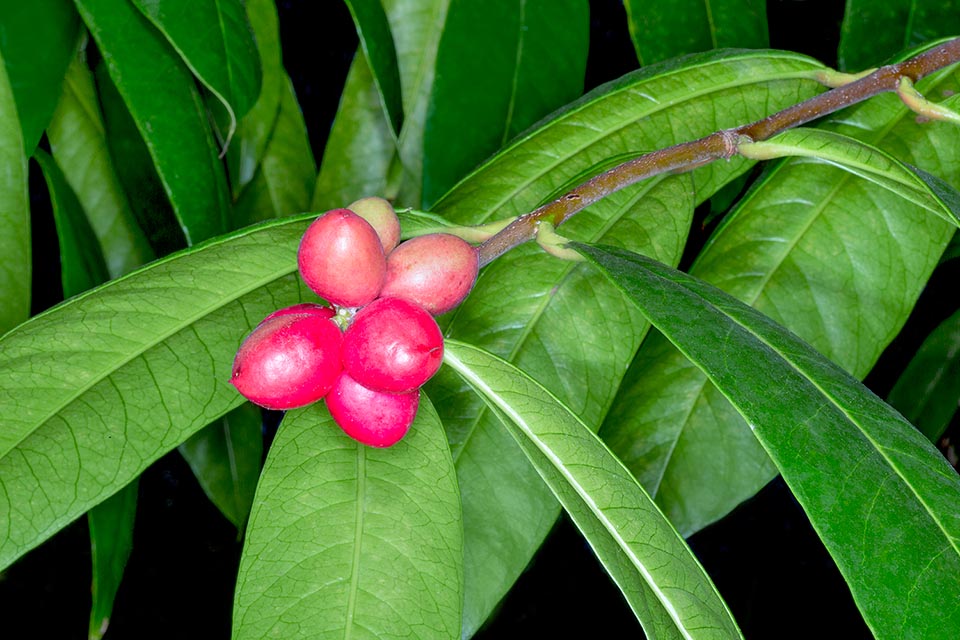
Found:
<box><xmin>230</xmin><ymin>197</ymin><xmax>479</xmax><ymax>447</ymax></box>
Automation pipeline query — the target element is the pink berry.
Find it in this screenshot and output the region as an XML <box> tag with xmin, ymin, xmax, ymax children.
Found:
<box><xmin>297</xmin><ymin>209</ymin><xmax>386</xmax><ymax>307</ymax></box>
<box><xmin>379</xmin><ymin>233</ymin><xmax>479</xmax><ymax>315</ymax></box>
<box><xmin>230</xmin><ymin>313</ymin><xmax>342</xmax><ymax>410</ymax></box>
<box><xmin>341</xmin><ymin>297</ymin><xmax>444</xmax><ymax>393</ymax></box>
<box><xmin>326</xmin><ymin>372</ymin><xmax>420</xmax><ymax>447</ymax></box>
<box><xmin>262</xmin><ymin>302</ymin><xmax>335</xmax><ymax>323</ymax></box>
<box><xmin>348</xmin><ymin>196</ymin><xmax>402</xmax><ymax>254</ymax></box>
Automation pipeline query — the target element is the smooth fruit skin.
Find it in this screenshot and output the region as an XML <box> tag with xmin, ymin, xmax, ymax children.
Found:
<box><xmin>348</xmin><ymin>196</ymin><xmax>401</xmax><ymax>253</ymax></box>
<box><xmin>341</xmin><ymin>297</ymin><xmax>444</xmax><ymax>393</ymax></box>
<box><xmin>297</xmin><ymin>209</ymin><xmax>386</xmax><ymax>307</ymax></box>
<box><xmin>379</xmin><ymin>233</ymin><xmax>479</xmax><ymax>315</ymax></box>
<box><xmin>326</xmin><ymin>372</ymin><xmax>419</xmax><ymax>447</ymax></box>
<box><xmin>230</xmin><ymin>313</ymin><xmax>343</xmax><ymax>410</ymax></box>
<box><xmin>262</xmin><ymin>302</ymin><xmax>335</xmax><ymax>323</ymax></box>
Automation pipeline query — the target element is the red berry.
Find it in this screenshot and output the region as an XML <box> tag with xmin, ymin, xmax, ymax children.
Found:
<box><xmin>380</xmin><ymin>233</ymin><xmax>479</xmax><ymax>315</ymax></box>
<box><xmin>341</xmin><ymin>297</ymin><xmax>444</xmax><ymax>393</ymax></box>
<box><xmin>326</xmin><ymin>372</ymin><xmax>419</xmax><ymax>447</ymax></box>
<box><xmin>297</xmin><ymin>209</ymin><xmax>386</xmax><ymax>307</ymax></box>
<box><xmin>262</xmin><ymin>302</ymin><xmax>335</xmax><ymax>323</ymax></box>
<box><xmin>348</xmin><ymin>196</ymin><xmax>401</xmax><ymax>254</ymax></box>
<box><xmin>230</xmin><ymin>313</ymin><xmax>342</xmax><ymax>410</ymax></box>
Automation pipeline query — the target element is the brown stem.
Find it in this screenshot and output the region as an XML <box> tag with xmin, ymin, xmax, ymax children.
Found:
<box><xmin>476</xmin><ymin>37</ymin><xmax>960</xmax><ymax>267</ymax></box>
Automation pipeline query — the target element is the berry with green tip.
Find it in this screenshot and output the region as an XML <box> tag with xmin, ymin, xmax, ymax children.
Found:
<box><xmin>348</xmin><ymin>196</ymin><xmax>402</xmax><ymax>253</ymax></box>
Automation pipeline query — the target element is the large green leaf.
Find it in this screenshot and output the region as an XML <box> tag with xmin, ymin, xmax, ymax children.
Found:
<box><xmin>234</xmin><ymin>75</ymin><xmax>316</xmax><ymax>225</ymax></box>
<box><xmin>131</xmin><ymin>0</ymin><xmax>262</xmax><ymax>143</ymax></box>
<box><xmin>179</xmin><ymin>402</ymin><xmax>262</xmax><ymax>531</ymax></box>
<box><xmin>839</xmin><ymin>0</ymin><xmax>960</xmax><ymax>71</ymax></box>
<box><xmin>343</xmin><ymin>0</ymin><xmax>404</xmax><ymax>137</ymax></box>
<box><xmin>0</xmin><ymin>0</ymin><xmax>81</xmax><ymax>153</ymax></box>
<box><xmin>0</xmin><ymin>48</ymin><xmax>29</xmax><ymax>336</ymax></box>
<box><xmin>623</xmin><ymin>0</ymin><xmax>767</xmax><ymax>65</ymax></box>
<box><xmin>426</xmin><ymin>49</ymin><xmax>827</xmax><ymax>636</ymax></box>
<box><xmin>422</xmin><ymin>0</ymin><xmax>589</xmax><ymax>206</ymax></box>
<box><xmin>444</xmin><ymin>341</ymin><xmax>743</xmax><ymax>639</ymax></box>
<box><xmin>47</xmin><ymin>53</ymin><xmax>154</xmax><ymax>278</ymax></box>
<box><xmin>602</xmin><ymin>65</ymin><xmax>960</xmax><ymax>536</ymax></box>
<box><xmin>233</xmin><ymin>398</ymin><xmax>462</xmax><ymax>639</ymax></box>
<box><xmin>888</xmin><ymin>308</ymin><xmax>960</xmax><ymax>443</ymax></box>
<box><xmin>313</xmin><ymin>0</ymin><xmax>450</xmax><ymax>210</ymax></box>
<box><xmin>76</xmin><ymin>0</ymin><xmax>232</xmax><ymax>244</ymax></box>
<box><xmin>0</xmin><ymin>215</ymin><xmax>318</xmax><ymax>571</ymax></box>
<box><xmin>228</xmin><ymin>0</ymin><xmax>283</xmax><ymax>194</ymax></box>
<box><xmin>580</xmin><ymin>242</ymin><xmax>960</xmax><ymax>640</ymax></box>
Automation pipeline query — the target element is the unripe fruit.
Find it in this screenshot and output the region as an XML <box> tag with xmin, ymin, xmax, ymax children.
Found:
<box><xmin>298</xmin><ymin>209</ymin><xmax>386</xmax><ymax>307</ymax></box>
<box><xmin>380</xmin><ymin>233</ymin><xmax>479</xmax><ymax>315</ymax></box>
<box><xmin>348</xmin><ymin>196</ymin><xmax>401</xmax><ymax>253</ymax></box>
<box><xmin>341</xmin><ymin>297</ymin><xmax>444</xmax><ymax>393</ymax></box>
<box><xmin>230</xmin><ymin>313</ymin><xmax>342</xmax><ymax>410</ymax></box>
<box><xmin>326</xmin><ymin>372</ymin><xmax>419</xmax><ymax>447</ymax></box>
<box><xmin>262</xmin><ymin>302</ymin><xmax>335</xmax><ymax>323</ymax></box>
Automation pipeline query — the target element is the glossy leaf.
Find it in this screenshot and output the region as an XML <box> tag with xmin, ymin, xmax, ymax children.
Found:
<box><xmin>0</xmin><ymin>0</ymin><xmax>80</xmax><ymax>153</ymax></box>
<box><xmin>313</xmin><ymin>0</ymin><xmax>451</xmax><ymax>210</ymax></box>
<box><xmin>234</xmin><ymin>76</ymin><xmax>316</xmax><ymax>225</ymax></box>
<box><xmin>87</xmin><ymin>482</ymin><xmax>137</xmax><ymax>640</ymax></box>
<box><xmin>0</xmin><ymin>215</ymin><xmax>317</xmax><ymax>571</ymax></box>
<box><xmin>36</xmin><ymin>150</ymin><xmax>110</xmax><ymax>296</ymax></box>
<box><xmin>603</xmin><ymin>66</ymin><xmax>960</xmax><ymax>536</ymax></box>
<box><xmin>839</xmin><ymin>0</ymin><xmax>960</xmax><ymax>71</ymax></box>
<box><xmin>76</xmin><ymin>0</ymin><xmax>232</xmax><ymax>244</ymax></box>
<box><xmin>229</xmin><ymin>0</ymin><xmax>283</xmax><ymax>194</ymax></box>
<box><xmin>428</xmin><ymin>49</ymin><xmax>826</xmax><ymax>635</ymax></box>
<box><xmin>888</xmin><ymin>308</ymin><xmax>960</xmax><ymax>443</ymax></box>
<box><xmin>422</xmin><ymin>0</ymin><xmax>590</xmax><ymax>206</ymax></box>
<box><xmin>580</xmin><ymin>242</ymin><xmax>960</xmax><ymax>640</ymax></box>
<box><xmin>623</xmin><ymin>0</ymin><xmax>767</xmax><ymax>65</ymax></box>
<box><xmin>444</xmin><ymin>341</ymin><xmax>743</xmax><ymax>639</ymax></box>
<box><xmin>0</xmin><ymin>49</ymin><xmax>29</xmax><ymax>335</ymax></box>
<box><xmin>131</xmin><ymin>0</ymin><xmax>262</xmax><ymax>144</ymax></box>
<box><xmin>344</xmin><ymin>0</ymin><xmax>404</xmax><ymax>137</ymax></box>
<box><xmin>429</xmin><ymin>174</ymin><xmax>692</xmax><ymax>635</ymax></box>
<box><xmin>233</xmin><ymin>398</ymin><xmax>462</xmax><ymax>639</ymax></box>
<box><xmin>179</xmin><ymin>402</ymin><xmax>263</xmax><ymax>531</ymax></box>
<box><xmin>47</xmin><ymin>53</ymin><xmax>154</xmax><ymax>278</ymax></box>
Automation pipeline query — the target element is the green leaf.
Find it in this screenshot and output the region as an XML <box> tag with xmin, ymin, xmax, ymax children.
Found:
<box><xmin>429</xmin><ymin>174</ymin><xmax>694</xmax><ymax>636</ymax></box>
<box><xmin>312</xmin><ymin>50</ymin><xmax>396</xmax><ymax>210</ymax></box>
<box><xmin>0</xmin><ymin>0</ymin><xmax>81</xmax><ymax>153</ymax></box>
<box><xmin>580</xmin><ymin>242</ymin><xmax>960</xmax><ymax>639</ymax></box>
<box><xmin>87</xmin><ymin>481</ymin><xmax>137</xmax><ymax>640</ymax></box>
<box><xmin>427</xmin><ymin>49</ymin><xmax>826</xmax><ymax>635</ymax></box>
<box><xmin>234</xmin><ymin>75</ymin><xmax>316</xmax><ymax>225</ymax></box>
<box><xmin>179</xmin><ymin>403</ymin><xmax>263</xmax><ymax>531</ymax></box>
<box><xmin>344</xmin><ymin>0</ymin><xmax>404</xmax><ymax>137</ymax></box>
<box><xmin>35</xmin><ymin>149</ymin><xmax>110</xmax><ymax>297</ymax></box>
<box><xmin>0</xmin><ymin>47</ymin><xmax>30</xmax><ymax>336</ymax></box>
<box><xmin>839</xmin><ymin>0</ymin><xmax>960</xmax><ymax>71</ymax></box>
<box><xmin>422</xmin><ymin>0</ymin><xmax>590</xmax><ymax>206</ymax></box>
<box><xmin>888</xmin><ymin>308</ymin><xmax>960</xmax><ymax>443</ymax></box>
<box><xmin>0</xmin><ymin>215</ymin><xmax>317</xmax><ymax>571</ymax></box>
<box><xmin>228</xmin><ymin>0</ymin><xmax>283</xmax><ymax>194</ymax></box>
<box><xmin>623</xmin><ymin>0</ymin><xmax>767</xmax><ymax>66</ymax></box>
<box><xmin>313</xmin><ymin>0</ymin><xmax>451</xmax><ymax>210</ymax></box>
<box><xmin>131</xmin><ymin>0</ymin><xmax>262</xmax><ymax>145</ymax></box>
<box><xmin>76</xmin><ymin>0</ymin><xmax>232</xmax><ymax>244</ymax></box>
<box><xmin>233</xmin><ymin>398</ymin><xmax>462</xmax><ymax>639</ymax></box>
<box><xmin>444</xmin><ymin>341</ymin><xmax>743</xmax><ymax>639</ymax></box>
<box><xmin>603</xmin><ymin>65</ymin><xmax>960</xmax><ymax>536</ymax></box>
<box><xmin>47</xmin><ymin>52</ymin><xmax>154</xmax><ymax>278</ymax></box>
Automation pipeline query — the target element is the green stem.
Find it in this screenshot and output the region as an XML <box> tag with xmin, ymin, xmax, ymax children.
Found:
<box><xmin>476</xmin><ymin>37</ymin><xmax>960</xmax><ymax>268</ymax></box>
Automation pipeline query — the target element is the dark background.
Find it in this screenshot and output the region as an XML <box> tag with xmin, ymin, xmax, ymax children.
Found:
<box><xmin>6</xmin><ymin>1</ymin><xmax>958</xmax><ymax>638</ymax></box>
